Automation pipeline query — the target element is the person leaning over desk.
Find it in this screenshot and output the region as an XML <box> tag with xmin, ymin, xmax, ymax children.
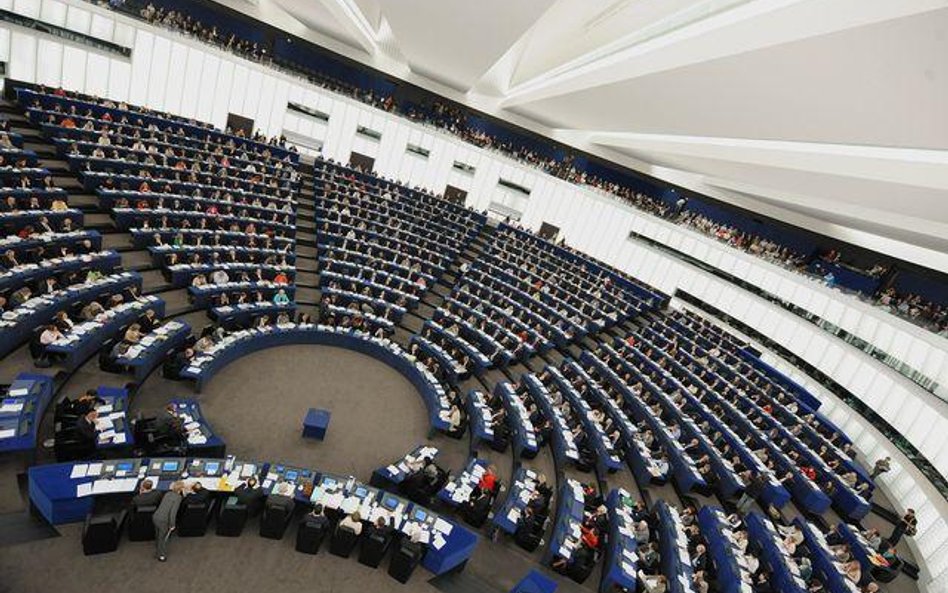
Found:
<box><xmin>153</xmin><ymin>481</ymin><xmax>185</xmax><ymax>562</ymax></box>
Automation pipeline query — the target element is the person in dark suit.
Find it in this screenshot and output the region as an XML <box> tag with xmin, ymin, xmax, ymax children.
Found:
<box><xmin>692</xmin><ymin>543</ymin><xmax>709</xmax><ymax>572</ymax></box>
<box><xmin>132</xmin><ymin>479</ymin><xmax>163</xmax><ymax>507</ymax></box>
<box><xmin>75</xmin><ymin>410</ymin><xmax>99</xmax><ymax>447</ymax></box>
<box><xmin>138</xmin><ymin>309</ymin><xmax>158</xmax><ymax>333</ymax></box>
<box><xmin>366</xmin><ymin>516</ymin><xmax>393</xmax><ymax>543</ymax></box>
<box><xmin>301</xmin><ymin>504</ymin><xmax>330</xmax><ymax>532</ymax></box>
<box><xmin>235</xmin><ymin>476</ymin><xmax>266</xmax><ymax>515</ymax></box>
<box><xmin>186</xmin><ymin>482</ymin><xmax>212</xmax><ymax>506</ymax></box>
<box><xmin>462</xmin><ymin>487</ymin><xmax>492</xmax><ymax>526</ymax></box>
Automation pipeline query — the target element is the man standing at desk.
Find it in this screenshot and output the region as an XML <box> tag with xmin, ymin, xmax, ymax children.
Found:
<box><xmin>153</xmin><ymin>481</ymin><xmax>185</xmax><ymax>562</ymax></box>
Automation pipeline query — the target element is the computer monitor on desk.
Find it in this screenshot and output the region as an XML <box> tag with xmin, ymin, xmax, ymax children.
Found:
<box><xmin>382</xmin><ymin>495</ymin><xmax>400</xmax><ymax>511</ymax></box>
<box><xmin>413</xmin><ymin>508</ymin><xmax>428</xmax><ymax>523</ymax></box>
<box><xmin>147</xmin><ymin>458</ymin><xmax>185</xmax><ymax>478</ymax></box>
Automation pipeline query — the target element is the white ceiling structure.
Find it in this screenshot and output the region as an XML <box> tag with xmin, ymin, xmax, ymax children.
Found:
<box><xmin>215</xmin><ymin>0</ymin><xmax>948</xmax><ymax>272</ymax></box>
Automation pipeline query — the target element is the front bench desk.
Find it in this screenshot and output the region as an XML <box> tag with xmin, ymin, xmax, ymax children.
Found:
<box><xmin>179</xmin><ymin>324</ymin><xmax>453</xmax><ymax>434</ymax></box>
<box><xmin>0</xmin><ymin>373</ymin><xmax>54</xmax><ymax>453</ymax></box>
<box><xmin>28</xmin><ymin>456</ymin><xmax>479</xmax><ymax>576</ymax></box>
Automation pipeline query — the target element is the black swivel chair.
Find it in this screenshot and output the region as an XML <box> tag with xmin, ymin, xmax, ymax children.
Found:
<box><xmin>295</xmin><ymin>517</ymin><xmax>329</xmax><ymax>554</ymax></box>
<box><xmin>177</xmin><ymin>498</ymin><xmax>216</xmax><ymax>537</ymax></box>
<box><xmin>259</xmin><ymin>501</ymin><xmax>295</xmax><ymax>540</ymax></box>
<box><xmin>28</xmin><ymin>327</ymin><xmax>50</xmax><ymax>367</ymax></box>
<box><xmin>98</xmin><ymin>339</ymin><xmax>125</xmax><ymax>374</ymax></box>
<box><xmin>216</xmin><ymin>497</ymin><xmax>248</xmax><ymax>537</ymax></box>
<box><xmin>329</xmin><ymin>525</ymin><xmax>359</xmax><ymax>557</ymax></box>
<box><xmin>82</xmin><ymin>510</ymin><xmax>127</xmax><ymax>555</ymax></box>
<box><xmin>358</xmin><ymin>529</ymin><xmax>392</xmax><ymax>568</ymax></box>
<box><xmin>388</xmin><ymin>539</ymin><xmax>424</xmax><ymax>583</ymax></box>
<box><xmin>127</xmin><ymin>504</ymin><xmax>157</xmax><ymax>541</ymax></box>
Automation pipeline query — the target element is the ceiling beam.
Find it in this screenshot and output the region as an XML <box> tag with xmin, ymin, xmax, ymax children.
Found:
<box><xmin>580</xmin><ymin>131</ymin><xmax>948</xmax><ymax>192</ymax></box>
<box><xmin>500</xmin><ymin>0</ymin><xmax>946</xmax><ymax>108</ymax></box>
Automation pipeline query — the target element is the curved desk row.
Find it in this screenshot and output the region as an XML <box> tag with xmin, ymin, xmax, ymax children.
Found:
<box><xmin>114</xmin><ymin>320</ymin><xmax>192</xmax><ymax>383</ymax></box>
<box><xmin>0</xmin><ymin>373</ymin><xmax>54</xmax><ymax>453</ymax></box>
<box><xmin>0</xmin><ymin>271</ymin><xmax>142</xmax><ymax>359</ymax></box>
<box><xmin>178</xmin><ymin>324</ymin><xmax>453</xmax><ymax>432</ymax></box>
<box><xmin>28</xmin><ymin>454</ymin><xmax>477</xmax><ymax>576</ymax></box>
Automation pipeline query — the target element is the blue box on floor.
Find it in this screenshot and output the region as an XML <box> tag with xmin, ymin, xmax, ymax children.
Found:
<box><xmin>302</xmin><ymin>408</ymin><xmax>330</xmax><ymax>440</ymax></box>
<box><xmin>510</xmin><ymin>569</ymin><xmax>557</xmax><ymax>593</ymax></box>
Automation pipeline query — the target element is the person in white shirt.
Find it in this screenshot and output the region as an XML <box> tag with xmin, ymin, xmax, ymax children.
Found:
<box><xmin>39</xmin><ymin>324</ymin><xmax>63</xmax><ymax>346</ymax></box>
<box><xmin>338</xmin><ymin>511</ymin><xmax>363</xmax><ymax>535</ymax></box>
<box><xmin>211</xmin><ymin>269</ymin><xmax>229</xmax><ymax>284</ymax></box>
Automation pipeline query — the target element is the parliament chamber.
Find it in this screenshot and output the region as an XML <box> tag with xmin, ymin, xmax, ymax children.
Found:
<box><xmin>0</xmin><ymin>2</ymin><xmax>945</xmax><ymax>593</ymax></box>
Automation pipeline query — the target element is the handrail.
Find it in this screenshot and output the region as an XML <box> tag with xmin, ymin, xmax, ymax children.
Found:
<box><xmin>674</xmin><ymin>289</ymin><xmax>948</xmax><ymax>502</ymax></box>
<box><xmin>0</xmin><ymin>8</ymin><xmax>131</xmax><ymax>57</ymax></box>
<box><xmin>628</xmin><ymin>230</ymin><xmax>944</xmax><ymax>401</ymax></box>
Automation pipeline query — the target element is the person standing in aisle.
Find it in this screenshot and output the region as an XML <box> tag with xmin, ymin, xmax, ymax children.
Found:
<box><xmin>153</xmin><ymin>481</ymin><xmax>185</xmax><ymax>561</ymax></box>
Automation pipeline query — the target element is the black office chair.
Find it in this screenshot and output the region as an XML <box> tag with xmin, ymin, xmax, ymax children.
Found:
<box><xmin>358</xmin><ymin>530</ymin><xmax>391</xmax><ymax>568</ymax></box>
<box><xmin>295</xmin><ymin>517</ymin><xmax>329</xmax><ymax>554</ymax></box>
<box><xmin>567</xmin><ymin>552</ymin><xmax>596</xmax><ymax>583</ymax></box>
<box><xmin>98</xmin><ymin>339</ymin><xmax>125</xmax><ymax>374</ymax></box>
<box><xmin>82</xmin><ymin>510</ymin><xmax>127</xmax><ymax>555</ymax></box>
<box><xmin>329</xmin><ymin>525</ymin><xmax>359</xmax><ymax>557</ymax></box>
<box><xmin>28</xmin><ymin>327</ymin><xmax>50</xmax><ymax>368</ymax></box>
<box><xmin>514</xmin><ymin>522</ymin><xmax>543</xmax><ymax>552</ymax></box>
<box><xmin>127</xmin><ymin>504</ymin><xmax>157</xmax><ymax>541</ymax></box>
<box><xmin>387</xmin><ymin>539</ymin><xmax>424</xmax><ymax>583</ymax></box>
<box><xmin>259</xmin><ymin>501</ymin><xmax>294</xmax><ymax>540</ymax></box>
<box><xmin>177</xmin><ymin>498</ymin><xmax>216</xmax><ymax>537</ymax></box>
<box><xmin>215</xmin><ymin>497</ymin><xmax>248</xmax><ymax>537</ymax></box>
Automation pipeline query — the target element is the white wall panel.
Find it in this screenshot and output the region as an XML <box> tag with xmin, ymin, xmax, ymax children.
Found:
<box><xmin>35</xmin><ymin>39</ymin><xmax>63</xmax><ymax>87</ymax></box>
<box><xmin>106</xmin><ymin>57</ymin><xmax>130</xmax><ymax>102</ymax></box>
<box><xmin>84</xmin><ymin>52</ymin><xmax>109</xmax><ymax>97</ymax></box>
<box><xmin>64</xmin><ymin>4</ymin><xmax>91</xmax><ymax>35</ymax></box>
<box><xmin>12</xmin><ymin>0</ymin><xmax>40</xmax><ymax>17</ymax></box>
<box><xmin>60</xmin><ymin>44</ymin><xmax>87</xmax><ymax>93</ymax></box>
<box><xmin>0</xmin><ymin>28</ymin><xmax>9</xmax><ymax>64</ymax></box>
<box><xmin>180</xmin><ymin>47</ymin><xmax>205</xmax><ymax>121</ymax></box>
<box><xmin>8</xmin><ymin>31</ymin><xmax>37</xmax><ymax>83</ymax></box>
<box><xmin>89</xmin><ymin>13</ymin><xmax>114</xmax><ymax>42</ymax></box>
<box><xmin>39</xmin><ymin>0</ymin><xmax>68</xmax><ymax>25</ymax></box>
<box><xmin>146</xmin><ymin>35</ymin><xmax>171</xmax><ymax>109</ymax></box>
<box><xmin>163</xmin><ymin>42</ymin><xmax>189</xmax><ymax>117</ymax></box>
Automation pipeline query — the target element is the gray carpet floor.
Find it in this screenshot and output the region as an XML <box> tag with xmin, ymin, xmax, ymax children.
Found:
<box><xmin>0</xmin><ymin>342</ymin><xmax>597</xmax><ymax>593</ymax></box>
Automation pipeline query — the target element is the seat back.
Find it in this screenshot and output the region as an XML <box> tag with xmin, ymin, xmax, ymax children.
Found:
<box><xmin>82</xmin><ymin>512</ymin><xmax>125</xmax><ymax>555</ymax></box>
<box><xmin>357</xmin><ymin>531</ymin><xmax>389</xmax><ymax>568</ymax></box>
<box><xmin>215</xmin><ymin>498</ymin><xmax>248</xmax><ymax>537</ymax></box>
<box><xmin>259</xmin><ymin>502</ymin><xmax>292</xmax><ymax>540</ymax></box>
<box><xmin>329</xmin><ymin>525</ymin><xmax>359</xmax><ymax>557</ymax></box>
<box><xmin>127</xmin><ymin>505</ymin><xmax>157</xmax><ymax>541</ymax></box>
<box><xmin>294</xmin><ymin>518</ymin><xmax>328</xmax><ymax>555</ymax></box>
<box><xmin>177</xmin><ymin>500</ymin><xmax>214</xmax><ymax>537</ymax></box>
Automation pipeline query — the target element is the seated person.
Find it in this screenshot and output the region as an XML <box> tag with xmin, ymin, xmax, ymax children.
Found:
<box><xmin>186</xmin><ymin>482</ymin><xmax>212</xmax><ymax>506</ymax></box>
<box><xmin>461</xmin><ymin>486</ymin><xmax>492</xmax><ymax>526</ymax></box>
<box><xmin>337</xmin><ymin>511</ymin><xmax>363</xmax><ymax>536</ymax></box>
<box><xmin>266</xmin><ymin>480</ymin><xmax>296</xmax><ymax>515</ymax></box>
<box><xmin>234</xmin><ymin>477</ymin><xmax>266</xmax><ymax>515</ymax></box>
<box><xmin>301</xmin><ymin>504</ymin><xmax>330</xmax><ymax>533</ymax></box>
<box><xmin>132</xmin><ymin>479</ymin><xmax>163</xmax><ymax>507</ymax></box>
